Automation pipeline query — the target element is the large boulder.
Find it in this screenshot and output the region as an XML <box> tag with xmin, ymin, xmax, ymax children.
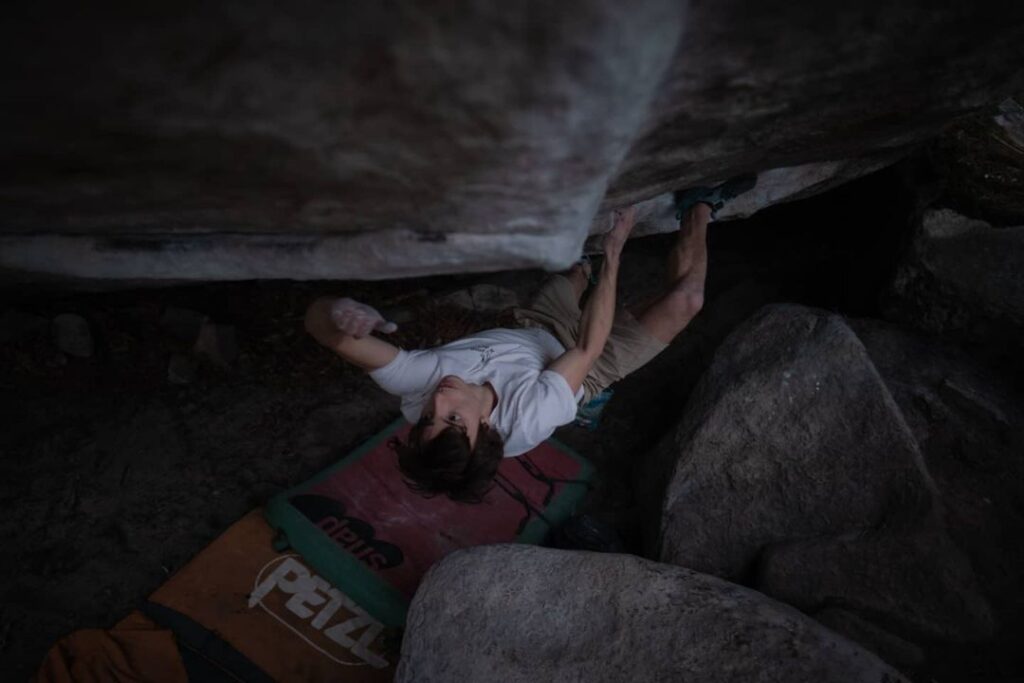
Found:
<box><xmin>644</xmin><ymin>304</ymin><xmax>993</xmax><ymax>670</ymax></box>
<box><xmin>757</xmin><ymin>526</ymin><xmax>993</xmax><ymax>643</ymax></box>
<box><xmin>3</xmin><ymin>2</ymin><xmax>1024</xmax><ymax>282</ymax></box>
<box><xmin>885</xmin><ymin>208</ymin><xmax>1024</xmax><ymax>355</ymax></box>
<box><xmin>812</xmin><ymin>608</ymin><xmax>925</xmax><ymax>672</ymax></box>
<box><xmin>884</xmin><ymin>96</ymin><xmax>1024</xmax><ymax>360</ymax></box>
<box><xmin>850</xmin><ymin>322</ymin><xmax>1024</xmax><ymax>569</ymax></box>
<box><xmin>849</xmin><ymin>319</ymin><xmax>1024</xmax><ymax>676</ymax></box>
<box><xmin>397</xmin><ymin>545</ymin><xmax>908</xmax><ymax>683</ymax></box>
<box><xmin>927</xmin><ymin>96</ymin><xmax>1024</xmax><ymax>225</ymax></box>
<box><xmin>651</xmin><ymin>304</ymin><xmax>934</xmax><ymax>577</ymax></box>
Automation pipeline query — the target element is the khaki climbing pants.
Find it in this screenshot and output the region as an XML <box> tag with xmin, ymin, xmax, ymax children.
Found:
<box><xmin>513</xmin><ymin>274</ymin><xmax>667</xmax><ymax>405</ymax></box>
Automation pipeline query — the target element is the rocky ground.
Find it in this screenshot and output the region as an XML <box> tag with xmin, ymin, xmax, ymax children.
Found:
<box><xmin>2</xmin><ymin>157</ymin><xmax>1022</xmax><ymax>680</ymax></box>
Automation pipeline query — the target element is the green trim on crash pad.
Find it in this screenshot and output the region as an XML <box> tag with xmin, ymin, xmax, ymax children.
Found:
<box><xmin>264</xmin><ymin>492</ymin><xmax>410</xmax><ymax>627</ymax></box>
<box><xmin>264</xmin><ymin>419</ymin><xmax>409</xmax><ymax>627</ymax></box>
<box><xmin>284</xmin><ymin>417</ymin><xmax>406</xmax><ymax>489</ymax></box>
<box><xmin>264</xmin><ymin>417</ymin><xmax>593</xmax><ymax>628</ymax></box>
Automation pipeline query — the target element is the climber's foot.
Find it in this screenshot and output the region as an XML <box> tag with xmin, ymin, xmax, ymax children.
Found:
<box><xmin>674</xmin><ymin>173</ymin><xmax>757</xmax><ymax>221</ymax></box>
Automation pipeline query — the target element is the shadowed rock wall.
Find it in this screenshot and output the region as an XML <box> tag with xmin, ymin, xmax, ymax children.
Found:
<box><xmin>2</xmin><ymin>0</ymin><xmax>1023</xmax><ymax>281</ymax></box>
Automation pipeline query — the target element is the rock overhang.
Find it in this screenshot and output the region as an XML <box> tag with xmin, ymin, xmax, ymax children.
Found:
<box><xmin>3</xmin><ymin>0</ymin><xmax>1024</xmax><ymax>283</ymax></box>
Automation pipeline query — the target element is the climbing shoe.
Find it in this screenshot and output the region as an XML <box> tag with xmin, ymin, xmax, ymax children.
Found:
<box><xmin>674</xmin><ymin>173</ymin><xmax>757</xmax><ymax>220</ymax></box>
<box><xmin>575</xmin><ymin>388</ymin><xmax>613</xmax><ymax>430</ymax></box>
<box><xmin>578</xmin><ymin>253</ymin><xmax>597</xmax><ymax>285</ymax></box>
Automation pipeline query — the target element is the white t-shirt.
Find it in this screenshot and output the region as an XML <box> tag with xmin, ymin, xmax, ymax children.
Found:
<box><xmin>368</xmin><ymin>327</ymin><xmax>582</xmax><ymax>457</ymax></box>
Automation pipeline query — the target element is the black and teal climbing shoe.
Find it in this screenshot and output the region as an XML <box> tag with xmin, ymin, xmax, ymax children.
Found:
<box><xmin>674</xmin><ymin>173</ymin><xmax>757</xmax><ymax>220</ymax></box>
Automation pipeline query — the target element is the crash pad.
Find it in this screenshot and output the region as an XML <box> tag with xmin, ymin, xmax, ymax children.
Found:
<box><xmin>147</xmin><ymin>510</ymin><xmax>396</xmax><ymax>681</ymax></box>
<box><xmin>264</xmin><ymin>418</ymin><xmax>593</xmax><ymax>627</ymax></box>
<box><xmin>36</xmin><ymin>419</ymin><xmax>591</xmax><ymax>682</ymax></box>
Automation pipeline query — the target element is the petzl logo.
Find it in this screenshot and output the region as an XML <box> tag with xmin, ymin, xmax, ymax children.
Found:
<box><xmin>249</xmin><ymin>555</ymin><xmax>389</xmax><ymax>669</ymax></box>
<box><xmin>290</xmin><ymin>494</ymin><xmax>404</xmax><ymax>571</ymax></box>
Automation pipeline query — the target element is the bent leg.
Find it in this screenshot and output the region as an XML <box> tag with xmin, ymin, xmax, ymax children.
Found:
<box><xmin>512</xmin><ymin>271</ymin><xmax>584</xmax><ymax>352</ymax></box>
<box><xmin>569</xmin><ymin>207</ymin><xmax>710</xmax><ymax>403</ymax></box>
<box><xmin>638</xmin><ymin>203</ymin><xmax>711</xmax><ymax>344</ymax></box>
<box><xmin>581</xmin><ymin>307</ymin><xmax>668</xmax><ymax>404</ymax></box>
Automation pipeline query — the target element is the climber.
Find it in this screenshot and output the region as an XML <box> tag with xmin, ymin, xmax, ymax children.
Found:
<box><xmin>304</xmin><ymin>177</ymin><xmax>753</xmax><ymax>502</ymax></box>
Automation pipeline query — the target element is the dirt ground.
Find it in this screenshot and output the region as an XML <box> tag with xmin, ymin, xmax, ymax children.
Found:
<box><xmin>0</xmin><ymin>167</ymin><xmax>1000</xmax><ymax>680</ymax></box>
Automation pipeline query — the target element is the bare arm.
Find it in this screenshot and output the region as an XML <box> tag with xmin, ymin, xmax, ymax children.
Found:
<box><xmin>304</xmin><ymin>297</ymin><xmax>401</xmax><ymax>371</ymax></box>
<box><xmin>548</xmin><ymin>207</ymin><xmax>636</xmax><ymax>394</ymax></box>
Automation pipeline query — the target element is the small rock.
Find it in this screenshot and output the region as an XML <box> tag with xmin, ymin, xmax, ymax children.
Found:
<box><xmin>385</xmin><ymin>306</ymin><xmax>417</xmax><ymax>326</ymax></box>
<box><xmin>167</xmin><ymin>353</ymin><xmax>198</xmax><ymax>385</ymax></box>
<box><xmin>438</xmin><ymin>289</ymin><xmax>476</xmax><ymax>309</ymax></box>
<box><xmin>193</xmin><ymin>322</ymin><xmax>238</xmax><ymax>367</ymax></box>
<box><xmin>51</xmin><ymin>314</ymin><xmax>94</xmax><ymax>358</ymax></box>
<box><xmin>994</xmin><ymin>97</ymin><xmax>1024</xmax><ymax>156</ymax></box>
<box><xmin>439</xmin><ymin>284</ymin><xmax>519</xmax><ymax>312</ymax></box>
<box><xmin>0</xmin><ymin>309</ymin><xmax>48</xmax><ymax>344</ymax></box>
<box><xmin>160</xmin><ymin>307</ymin><xmax>208</xmax><ymax>344</ymax></box>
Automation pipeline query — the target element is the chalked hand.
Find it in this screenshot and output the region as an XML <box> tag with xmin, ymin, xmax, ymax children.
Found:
<box><xmin>329</xmin><ymin>298</ymin><xmax>399</xmax><ymax>339</ymax></box>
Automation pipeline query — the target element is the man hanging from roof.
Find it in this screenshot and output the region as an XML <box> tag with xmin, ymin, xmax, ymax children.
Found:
<box><xmin>304</xmin><ymin>177</ymin><xmax>754</xmax><ymax>503</ymax></box>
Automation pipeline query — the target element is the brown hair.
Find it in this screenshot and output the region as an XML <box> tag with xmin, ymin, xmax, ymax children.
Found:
<box><xmin>390</xmin><ymin>419</ymin><xmax>504</xmax><ymax>503</ymax></box>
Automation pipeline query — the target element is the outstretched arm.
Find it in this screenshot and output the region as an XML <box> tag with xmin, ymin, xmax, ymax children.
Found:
<box><xmin>547</xmin><ymin>207</ymin><xmax>636</xmax><ymax>394</ymax></box>
<box><xmin>304</xmin><ymin>297</ymin><xmax>401</xmax><ymax>371</ymax></box>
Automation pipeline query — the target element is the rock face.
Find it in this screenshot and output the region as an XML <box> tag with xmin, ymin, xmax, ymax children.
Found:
<box><xmin>3</xmin><ymin>2</ymin><xmax>1024</xmax><ymax>282</ymax></box>
<box><xmin>928</xmin><ymin>96</ymin><xmax>1024</xmax><ymax>225</ymax></box>
<box><xmin>397</xmin><ymin>545</ymin><xmax>908</xmax><ymax>683</ymax></box>
<box><xmin>850</xmin><ymin>319</ymin><xmax>1024</xmax><ymax>673</ymax></box>
<box><xmin>886</xmin><ymin>208</ymin><xmax>1024</xmax><ymax>354</ymax></box>
<box><xmin>646</xmin><ymin>304</ymin><xmax>995</xmax><ymax>671</ymax></box>
<box><xmin>757</xmin><ymin>526</ymin><xmax>992</xmax><ymax>642</ymax></box>
<box><xmin>51</xmin><ymin>314</ymin><xmax>94</xmax><ymax>358</ymax></box>
<box><xmin>654</xmin><ymin>304</ymin><xmax>934</xmax><ymax>576</ymax></box>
